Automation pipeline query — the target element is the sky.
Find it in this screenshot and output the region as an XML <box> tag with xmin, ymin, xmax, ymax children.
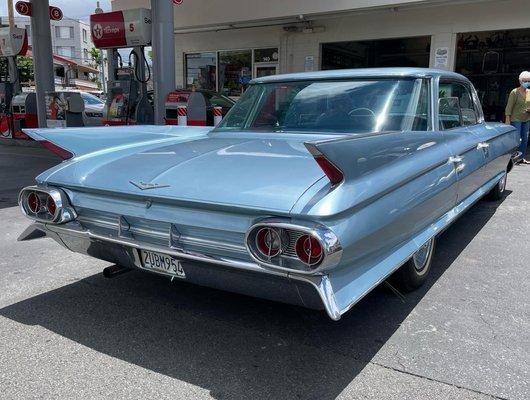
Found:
<box><xmin>0</xmin><ymin>0</ymin><xmax>112</xmax><ymax>20</ymax></box>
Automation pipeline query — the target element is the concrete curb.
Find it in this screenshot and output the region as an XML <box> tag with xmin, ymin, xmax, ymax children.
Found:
<box><xmin>0</xmin><ymin>139</ymin><xmax>40</xmax><ymax>148</ymax></box>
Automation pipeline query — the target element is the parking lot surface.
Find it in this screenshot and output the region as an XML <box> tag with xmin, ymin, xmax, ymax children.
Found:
<box><xmin>0</xmin><ymin>145</ymin><xmax>528</xmax><ymax>400</ymax></box>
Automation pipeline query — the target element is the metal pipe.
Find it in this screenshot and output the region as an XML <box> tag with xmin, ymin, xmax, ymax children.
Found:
<box><xmin>30</xmin><ymin>0</ymin><xmax>55</xmax><ymax>127</ymax></box>
<box><xmin>151</xmin><ymin>0</ymin><xmax>175</xmax><ymax>125</ymax></box>
<box><xmin>103</xmin><ymin>264</ymin><xmax>132</xmax><ymax>278</ymax></box>
<box><xmin>7</xmin><ymin>0</ymin><xmax>14</xmax><ymax>28</ymax></box>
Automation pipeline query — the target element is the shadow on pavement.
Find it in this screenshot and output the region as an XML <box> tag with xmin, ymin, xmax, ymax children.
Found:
<box><xmin>0</xmin><ymin>195</ymin><xmax>509</xmax><ymax>400</ymax></box>
<box><xmin>0</xmin><ymin>146</ymin><xmax>60</xmax><ymax>209</ymax></box>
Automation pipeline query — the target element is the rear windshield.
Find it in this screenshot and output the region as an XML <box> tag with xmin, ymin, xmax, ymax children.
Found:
<box><xmin>216</xmin><ymin>78</ymin><xmax>430</xmax><ymax>133</ymax></box>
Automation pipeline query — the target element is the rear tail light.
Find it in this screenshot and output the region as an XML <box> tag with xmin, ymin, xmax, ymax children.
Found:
<box><xmin>39</xmin><ymin>140</ymin><xmax>73</xmax><ymax>160</ymax></box>
<box><xmin>255</xmin><ymin>227</ymin><xmax>281</xmax><ymax>258</ymax></box>
<box><xmin>246</xmin><ymin>221</ymin><xmax>342</xmax><ymax>273</ymax></box>
<box><xmin>314</xmin><ymin>156</ymin><xmax>343</xmax><ymax>186</ymax></box>
<box><xmin>19</xmin><ymin>186</ymin><xmax>77</xmax><ymax>224</ymax></box>
<box><xmin>46</xmin><ymin>195</ymin><xmax>57</xmax><ymax>216</ymax></box>
<box><xmin>295</xmin><ymin>234</ymin><xmax>323</xmax><ymax>266</ymax></box>
<box><xmin>27</xmin><ymin>192</ymin><xmax>41</xmax><ymax>213</ymax></box>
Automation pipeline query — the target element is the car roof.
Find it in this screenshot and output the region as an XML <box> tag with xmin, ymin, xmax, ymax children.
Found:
<box><xmin>251</xmin><ymin>67</ymin><xmax>468</xmax><ymax>84</ymax></box>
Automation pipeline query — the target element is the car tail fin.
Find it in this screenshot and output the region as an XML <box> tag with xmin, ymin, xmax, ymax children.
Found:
<box><xmin>305</xmin><ymin>142</ymin><xmax>344</xmax><ymax>186</ymax></box>
<box><xmin>23</xmin><ymin>125</ymin><xmax>212</xmax><ymax>159</ymax></box>
<box><xmin>39</xmin><ymin>140</ymin><xmax>74</xmax><ymax>160</ymax></box>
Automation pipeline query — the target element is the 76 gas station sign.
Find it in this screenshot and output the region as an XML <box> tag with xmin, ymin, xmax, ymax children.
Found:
<box><xmin>15</xmin><ymin>1</ymin><xmax>63</xmax><ymax>21</ymax></box>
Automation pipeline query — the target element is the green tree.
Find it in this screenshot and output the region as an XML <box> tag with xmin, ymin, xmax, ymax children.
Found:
<box><xmin>89</xmin><ymin>48</ymin><xmax>102</xmax><ymax>68</ymax></box>
<box><xmin>89</xmin><ymin>48</ymin><xmax>103</xmax><ymax>89</ymax></box>
<box><xmin>16</xmin><ymin>57</ymin><xmax>34</xmax><ymax>83</ymax></box>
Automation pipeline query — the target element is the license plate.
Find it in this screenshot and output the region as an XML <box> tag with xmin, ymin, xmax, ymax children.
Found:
<box><xmin>140</xmin><ymin>250</ymin><xmax>186</xmax><ymax>279</ymax></box>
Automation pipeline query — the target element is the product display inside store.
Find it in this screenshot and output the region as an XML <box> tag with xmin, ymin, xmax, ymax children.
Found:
<box><xmin>455</xmin><ymin>28</ymin><xmax>530</xmax><ymax>121</ymax></box>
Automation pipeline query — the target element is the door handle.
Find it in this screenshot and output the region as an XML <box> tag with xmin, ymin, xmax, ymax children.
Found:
<box><xmin>477</xmin><ymin>142</ymin><xmax>490</xmax><ymax>150</ymax></box>
<box><xmin>448</xmin><ymin>156</ymin><xmax>465</xmax><ymax>172</ymax></box>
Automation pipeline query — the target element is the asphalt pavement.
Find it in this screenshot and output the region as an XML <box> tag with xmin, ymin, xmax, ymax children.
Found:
<box><xmin>0</xmin><ymin>144</ymin><xmax>528</xmax><ymax>400</ymax></box>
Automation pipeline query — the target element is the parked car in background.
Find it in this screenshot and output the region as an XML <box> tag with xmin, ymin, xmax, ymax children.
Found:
<box><xmin>79</xmin><ymin>92</ymin><xmax>105</xmax><ymax>127</ymax></box>
<box><xmin>18</xmin><ymin>68</ymin><xmax>519</xmax><ymax>320</ymax></box>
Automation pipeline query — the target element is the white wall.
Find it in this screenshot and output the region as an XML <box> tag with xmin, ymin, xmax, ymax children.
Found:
<box><xmin>173</xmin><ymin>0</ymin><xmax>530</xmax><ymax>87</ymax></box>
<box><xmin>113</xmin><ymin>0</ymin><xmax>429</xmax><ymax>28</ymax></box>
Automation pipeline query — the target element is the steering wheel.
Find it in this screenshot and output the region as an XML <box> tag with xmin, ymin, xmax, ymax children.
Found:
<box><xmin>348</xmin><ymin>108</ymin><xmax>376</xmax><ymax>118</ymax></box>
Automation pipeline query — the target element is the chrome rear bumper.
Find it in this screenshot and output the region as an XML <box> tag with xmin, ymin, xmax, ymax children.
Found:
<box><xmin>19</xmin><ymin>222</ymin><xmax>342</xmax><ymax>319</ymax></box>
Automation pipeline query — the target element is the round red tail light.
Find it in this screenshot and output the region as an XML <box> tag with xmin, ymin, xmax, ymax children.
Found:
<box><xmin>46</xmin><ymin>195</ymin><xmax>57</xmax><ymax>216</ymax></box>
<box><xmin>255</xmin><ymin>227</ymin><xmax>281</xmax><ymax>258</ymax></box>
<box><xmin>27</xmin><ymin>192</ymin><xmax>41</xmax><ymax>213</ymax></box>
<box><xmin>295</xmin><ymin>235</ymin><xmax>323</xmax><ymax>266</ymax></box>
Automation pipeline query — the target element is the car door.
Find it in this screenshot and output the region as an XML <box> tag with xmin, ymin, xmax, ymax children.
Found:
<box><xmin>465</xmin><ymin>84</ymin><xmax>513</xmax><ymax>182</ymax></box>
<box><xmin>438</xmin><ymin>80</ymin><xmax>486</xmax><ymax>203</ymax></box>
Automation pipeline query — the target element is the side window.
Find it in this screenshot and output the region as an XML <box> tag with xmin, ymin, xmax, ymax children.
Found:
<box><xmin>439</xmin><ymin>82</ymin><xmax>478</xmax><ymax>129</ymax></box>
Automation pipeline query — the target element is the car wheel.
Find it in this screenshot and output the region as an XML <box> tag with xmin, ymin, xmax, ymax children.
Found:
<box><xmin>391</xmin><ymin>237</ymin><xmax>435</xmax><ymax>292</ymax></box>
<box><xmin>486</xmin><ymin>172</ymin><xmax>507</xmax><ymax>201</ymax></box>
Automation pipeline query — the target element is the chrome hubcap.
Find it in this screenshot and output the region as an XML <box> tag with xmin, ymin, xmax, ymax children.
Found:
<box><xmin>413</xmin><ymin>239</ymin><xmax>433</xmax><ymax>274</ymax></box>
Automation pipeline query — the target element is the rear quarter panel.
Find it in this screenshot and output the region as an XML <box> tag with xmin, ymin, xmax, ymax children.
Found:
<box><xmin>292</xmin><ymin>131</ymin><xmax>457</xmax><ymax>274</ymax></box>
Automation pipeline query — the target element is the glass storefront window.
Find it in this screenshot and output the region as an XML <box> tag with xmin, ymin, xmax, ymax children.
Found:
<box><xmin>218</xmin><ymin>50</ymin><xmax>252</xmax><ymax>97</ymax></box>
<box><xmin>254</xmin><ymin>48</ymin><xmax>279</xmax><ymax>63</ymax></box>
<box><xmin>185</xmin><ymin>52</ymin><xmax>217</xmax><ymax>91</ymax></box>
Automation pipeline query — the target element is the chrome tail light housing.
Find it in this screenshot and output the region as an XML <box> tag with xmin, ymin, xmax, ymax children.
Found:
<box><xmin>245</xmin><ymin>219</ymin><xmax>342</xmax><ymax>274</ymax></box>
<box><xmin>19</xmin><ymin>186</ymin><xmax>77</xmax><ymax>224</ymax></box>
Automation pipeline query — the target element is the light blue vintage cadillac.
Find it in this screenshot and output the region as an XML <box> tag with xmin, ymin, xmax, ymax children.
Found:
<box><xmin>18</xmin><ymin>68</ymin><xmax>519</xmax><ymax>320</ymax></box>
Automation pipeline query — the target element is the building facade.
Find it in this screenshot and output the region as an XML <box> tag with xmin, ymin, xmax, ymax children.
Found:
<box><xmin>112</xmin><ymin>0</ymin><xmax>530</xmax><ymax>121</ymax></box>
<box><xmin>1</xmin><ymin>15</ymin><xmax>99</xmax><ymax>91</ymax></box>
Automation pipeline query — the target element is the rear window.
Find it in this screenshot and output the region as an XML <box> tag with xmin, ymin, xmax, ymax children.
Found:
<box><xmin>217</xmin><ymin>78</ymin><xmax>431</xmax><ymax>133</ymax></box>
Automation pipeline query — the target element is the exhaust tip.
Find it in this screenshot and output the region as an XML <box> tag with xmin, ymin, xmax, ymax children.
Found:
<box><xmin>103</xmin><ymin>265</ymin><xmax>132</xmax><ymax>278</ymax></box>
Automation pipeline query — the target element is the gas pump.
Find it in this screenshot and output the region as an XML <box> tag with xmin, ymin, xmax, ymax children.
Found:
<box><xmin>90</xmin><ymin>9</ymin><xmax>153</xmax><ymax>125</ymax></box>
<box><xmin>12</xmin><ymin>92</ymin><xmax>37</xmax><ymax>139</ymax></box>
<box><xmin>0</xmin><ymin>27</ymin><xmax>28</xmax><ymax>139</ymax></box>
<box><xmin>45</xmin><ymin>91</ymin><xmax>85</xmax><ymax>128</ymax></box>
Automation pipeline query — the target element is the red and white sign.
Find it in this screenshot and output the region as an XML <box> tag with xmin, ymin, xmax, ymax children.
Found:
<box><xmin>213</xmin><ymin>106</ymin><xmax>223</xmax><ymax>126</ymax></box>
<box><xmin>0</xmin><ymin>27</ymin><xmax>28</xmax><ymax>57</ymax></box>
<box><xmin>173</xmin><ymin>0</ymin><xmax>184</xmax><ymax>5</ymax></box>
<box><xmin>16</xmin><ymin>2</ymin><xmax>63</xmax><ymax>20</ymax></box>
<box><xmin>177</xmin><ymin>105</ymin><xmax>187</xmax><ymax>126</ymax></box>
<box><xmin>15</xmin><ymin>1</ymin><xmax>63</xmax><ymax>21</ymax></box>
<box><xmin>49</xmin><ymin>6</ymin><xmax>63</xmax><ymax>21</ymax></box>
<box><xmin>15</xmin><ymin>1</ymin><xmax>32</xmax><ymax>16</ymax></box>
<box><xmin>90</xmin><ymin>8</ymin><xmax>151</xmax><ymax>49</ymax></box>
